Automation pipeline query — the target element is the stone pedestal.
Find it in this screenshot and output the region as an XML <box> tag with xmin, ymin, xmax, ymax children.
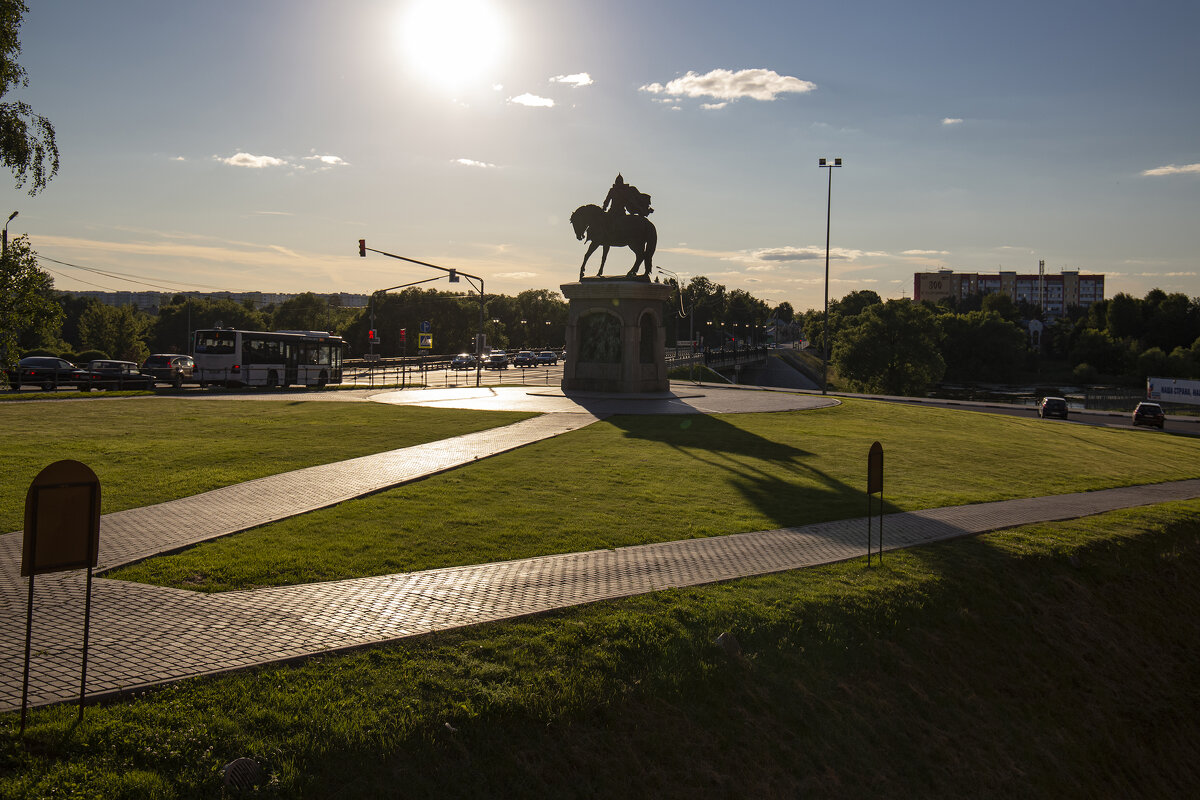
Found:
<box><xmin>560</xmin><ymin>278</ymin><xmax>673</xmax><ymax>393</ymax></box>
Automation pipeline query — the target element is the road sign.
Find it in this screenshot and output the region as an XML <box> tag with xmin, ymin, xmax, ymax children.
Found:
<box><xmin>418</xmin><ymin>332</ymin><xmax>433</xmax><ymax>350</ymax></box>
<box><xmin>419</xmin><ymin>320</ymin><xmax>432</xmax><ymax>334</ymax></box>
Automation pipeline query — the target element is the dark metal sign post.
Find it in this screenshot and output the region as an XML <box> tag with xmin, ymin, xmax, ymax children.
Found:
<box><xmin>20</xmin><ymin>460</ymin><xmax>101</xmax><ymax>734</ymax></box>
<box><xmin>866</xmin><ymin>441</ymin><xmax>883</xmax><ymax>565</ymax></box>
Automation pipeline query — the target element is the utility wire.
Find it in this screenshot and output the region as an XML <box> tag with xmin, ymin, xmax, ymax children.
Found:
<box><xmin>37</xmin><ymin>254</ymin><xmax>229</xmax><ymax>292</ymax></box>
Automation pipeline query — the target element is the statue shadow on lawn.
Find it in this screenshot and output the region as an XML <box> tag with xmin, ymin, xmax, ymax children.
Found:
<box><xmin>605</xmin><ymin>414</ymin><xmax>901</xmax><ymax>530</ymax></box>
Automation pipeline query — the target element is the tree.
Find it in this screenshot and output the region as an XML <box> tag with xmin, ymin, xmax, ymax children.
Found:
<box><xmin>0</xmin><ymin>1</ymin><xmax>58</xmax><ymax>193</ymax></box>
<box><xmin>938</xmin><ymin>311</ymin><xmax>1028</xmax><ymax>382</ymax></box>
<box><xmin>78</xmin><ymin>303</ymin><xmax>152</xmax><ymax>363</ymax></box>
<box><xmin>1105</xmin><ymin>292</ymin><xmax>1141</xmax><ymax>341</ymax></box>
<box><xmin>980</xmin><ymin>293</ymin><xmax>1021</xmax><ymax>325</ymax></box>
<box><xmin>0</xmin><ymin>233</ymin><xmax>60</xmax><ymax>369</ymax></box>
<box><xmin>1069</xmin><ymin>329</ymin><xmax>1125</xmax><ymax>376</ymax></box>
<box><xmin>832</xmin><ymin>300</ymin><xmax>945</xmax><ymax>395</ymax></box>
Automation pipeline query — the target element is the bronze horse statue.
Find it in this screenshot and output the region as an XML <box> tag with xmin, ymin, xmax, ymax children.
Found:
<box><xmin>570</xmin><ymin>204</ymin><xmax>657</xmax><ymax>280</ymax></box>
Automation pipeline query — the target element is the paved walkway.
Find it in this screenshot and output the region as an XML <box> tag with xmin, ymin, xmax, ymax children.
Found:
<box><xmin>3</xmin><ymin>385</ymin><xmax>1197</xmax><ymax>713</ymax></box>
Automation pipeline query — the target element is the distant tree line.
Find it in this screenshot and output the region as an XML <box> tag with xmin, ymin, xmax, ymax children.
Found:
<box><xmin>797</xmin><ymin>288</ymin><xmax>1200</xmax><ymax>395</ymax></box>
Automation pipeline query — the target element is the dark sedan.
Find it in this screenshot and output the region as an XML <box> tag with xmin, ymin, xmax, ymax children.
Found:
<box><xmin>85</xmin><ymin>360</ymin><xmax>157</xmax><ymax>390</ymax></box>
<box><xmin>1132</xmin><ymin>402</ymin><xmax>1166</xmax><ymax>429</ymax></box>
<box><xmin>4</xmin><ymin>356</ymin><xmax>89</xmax><ymax>390</ymax></box>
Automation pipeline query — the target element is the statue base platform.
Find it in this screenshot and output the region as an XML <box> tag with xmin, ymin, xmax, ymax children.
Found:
<box><xmin>560</xmin><ymin>279</ymin><xmax>673</xmax><ymax>393</ymax></box>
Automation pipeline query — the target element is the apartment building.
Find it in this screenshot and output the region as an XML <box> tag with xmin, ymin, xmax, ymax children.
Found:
<box><xmin>913</xmin><ymin>269</ymin><xmax>1104</xmax><ymax>316</ymax></box>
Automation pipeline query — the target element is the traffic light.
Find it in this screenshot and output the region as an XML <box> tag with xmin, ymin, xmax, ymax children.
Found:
<box><xmin>368</xmin><ymin>329</ymin><xmax>378</xmax><ymax>342</ymax></box>
<box><xmin>358</xmin><ymin>239</ymin><xmax>366</xmax><ymax>257</ymax></box>
<box><xmin>448</xmin><ymin>268</ymin><xmax>459</xmax><ymax>283</ymax></box>
<box><xmin>399</xmin><ymin>328</ymin><xmax>406</xmax><ymax>343</ymax></box>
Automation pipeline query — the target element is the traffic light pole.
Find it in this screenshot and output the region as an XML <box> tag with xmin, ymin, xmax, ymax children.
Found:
<box><xmin>359</xmin><ymin>241</ymin><xmax>486</xmax><ymax>387</ymax></box>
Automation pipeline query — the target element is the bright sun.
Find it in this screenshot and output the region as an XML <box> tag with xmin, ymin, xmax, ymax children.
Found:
<box><xmin>400</xmin><ymin>0</ymin><xmax>506</xmax><ymax>89</ymax></box>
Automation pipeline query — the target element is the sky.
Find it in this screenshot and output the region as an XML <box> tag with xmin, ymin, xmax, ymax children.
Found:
<box><xmin>5</xmin><ymin>0</ymin><xmax>1199</xmax><ymax>312</ymax></box>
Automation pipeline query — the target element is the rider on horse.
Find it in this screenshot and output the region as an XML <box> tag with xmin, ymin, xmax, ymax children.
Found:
<box><xmin>603</xmin><ymin>174</ymin><xmax>653</xmax><ymax>232</ymax></box>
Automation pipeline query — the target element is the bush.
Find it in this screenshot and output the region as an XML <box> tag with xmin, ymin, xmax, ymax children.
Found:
<box><xmin>75</xmin><ymin>349</ymin><xmax>110</xmax><ymax>364</ymax></box>
<box><xmin>1073</xmin><ymin>362</ymin><xmax>1098</xmax><ymax>384</ymax></box>
<box><xmin>20</xmin><ymin>348</ymin><xmax>57</xmax><ymax>358</ymax></box>
<box><xmin>57</xmin><ymin>351</ymin><xmax>78</xmax><ymax>363</ymax></box>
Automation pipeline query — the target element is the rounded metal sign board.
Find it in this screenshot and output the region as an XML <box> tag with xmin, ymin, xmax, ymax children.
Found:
<box><xmin>22</xmin><ymin>460</ymin><xmax>101</xmax><ymax>577</ymax></box>
<box><xmin>867</xmin><ymin>441</ymin><xmax>883</xmax><ymax>495</ymax></box>
<box><xmin>419</xmin><ymin>320</ymin><xmax>432</xmax><ymax>333</ymax></box>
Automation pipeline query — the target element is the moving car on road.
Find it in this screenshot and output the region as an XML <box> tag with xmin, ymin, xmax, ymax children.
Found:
<box><xmin>536</xmin><ymin>351</ymin><xmax>558</xmax><ymax>365</ymax></box>
<box><xmin>142</xmin><ymin>354</ymin><xmax>195</xmax><ymax>388</ymax></box>
<box><xmin>1038</xmin><ymin>396</ymin><xmax>1069</xmax><ymax>419</ymax></box>
<box><xmin>4</xmin><ymin>356</ymin><xmax>88</xmax><ymax>390</ymax></box>
<box><xmin>485</xmin><ymin>352</ymin><xmax>509</xmax><ymax>370</ymax></box>
<box><xmin>85</xmin><ymin>360</ymin><xmax>157</xmax><ymax>390</ymax></box>
<box><xmin>1132</xmin><ymin>402</ymin><xmax>1166</xmax><ymax>429</ymax></box>
<box><xmin>513</xmin><ymin>350</ymin><xmax>535</xmax><ymax>367</ymax></box>
<box><xmin>450</xmin><ymin>353</ymin><xmax>477</xmax><ymax>369</ymax></box>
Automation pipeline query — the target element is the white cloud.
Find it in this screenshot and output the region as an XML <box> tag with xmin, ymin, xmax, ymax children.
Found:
<box><xmin>1164</xmin><ymin>271</ymin><xmax>1198</xmax><ymax>277</ymax></box>
<box><xmin>942</xmin><ymin>117</ymin><xmax>963</xmax><ymax>125</ymax></box>
<box><xmin>902</xmin><ymin>249</ymin><xmax>950</xmax><ymax>255</ymax></box>
<box><xmin>217</xmin><ymin>152</ymin><xmax>287</xmax><ymax>169</ymax></box>
<box><xmin>747</xmin><ymin>245</ymin><xmax>872</xmax><ymax>263</ymax></box>
<box><xmin>453</xmin><ymin>158</ymin><xmax>497</xmax><ymax>168</ymax></box>
<box><xmin>639</xmin><ymin>68</ymin><xmax>816</xmax><ymax>103</ymax></box>
<box><xmin>1142</xmin><ymin>163</ymin><xmax>1200</xmax><ymax>176</ymax></box>
<box><xmin>496</xmin><ymin>271</ymin><xmax>537</xmax><ymax>279</ymax></box>
<box><xmin>303</xmin><ymin>154</ymin><xmax>348</xmax><ymax>168</ymax></box>
<box><xmin>550</xmin><ymin>72</ymin><xmax>593</xmax><ymax>87</ymax></box>
<box><xmin>701</xmin><ymin>102</ymin><xmax>728</xmax><ymax>111</ymax></box>
<box><xmin>508</xmin><ymin>93</ymin><xmax>555</xmax><ymax>108</ymax></box>
<box><xmin>171</xmin><ymin>156</ymin><xmax>186</xmax><ymax>162</ymax></box>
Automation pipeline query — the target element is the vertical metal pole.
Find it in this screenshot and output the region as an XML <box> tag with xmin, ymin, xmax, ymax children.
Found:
<box><xmin>879</xmin><ymin>484</ymin><xmax>884</xmax><ymax>563</ymax></box>
<box><xmin>20</xmin><ymin>492</ymin><xmax>38</xmax><ymax>735</ymax></box>
<box><xmin>20</xmin><ymin>569</ymin><xmax>34</xmax><ymax>734</ymax></box>
<box><xmin>475</xmin><ymin>280</ymin><xmax>484</xmax><ymax>388</ymax></box>
<box><xmin>866</xmin><ymin>492</ymin><xmax>872</xmax><ymax>566</ymax></box>
<box><xmin>79</xmin><ymin>566</ymin><xmax>93</xmax><ymax>722</ymax></box>
<box><xmin>822</xmin><ymin>164</ymin><xmax>833</xmax><ymax>395</ymax></box>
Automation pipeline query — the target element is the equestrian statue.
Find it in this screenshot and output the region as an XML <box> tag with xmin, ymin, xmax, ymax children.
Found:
<box><xmin>571</xmin><ymin>174</ymin><xmax>657</xmax><ymax>280</ymax></box>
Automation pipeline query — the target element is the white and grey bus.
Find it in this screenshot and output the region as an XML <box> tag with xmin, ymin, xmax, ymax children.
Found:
<box><xmin>192</xmin><ymin>329</ymin><xmax>345</xmax><ymax>388</ymax></box>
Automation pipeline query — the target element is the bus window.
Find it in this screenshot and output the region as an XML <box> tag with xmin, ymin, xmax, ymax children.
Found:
<box><xmin>194</xmin><ymin>331</ymin><xmax>236</xmax><ymax>354</ymax></box>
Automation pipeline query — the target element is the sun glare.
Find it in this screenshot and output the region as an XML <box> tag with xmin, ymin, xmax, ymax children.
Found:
<box><xmin>400</xmin><ymin>0</ymin><xmax>506</xmax><ymax>89</ymax></box>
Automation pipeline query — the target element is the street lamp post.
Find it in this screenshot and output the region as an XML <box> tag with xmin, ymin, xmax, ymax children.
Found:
<box><xmin>3</xmin><ymin>211</ymin><xmax>17</xmax><ymax>257</ymax></box>
<box><xmin>818</xmin><ymin>157</ymin><xmax>842</xmax><ymax>395</ymax></box>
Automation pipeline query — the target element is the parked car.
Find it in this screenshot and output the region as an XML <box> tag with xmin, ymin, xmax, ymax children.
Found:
<box><xmin>4</xmin><ymin>356</ymin><xmax>89</xmax><ymax>390</ymax></box>
<box><xmin>536</xmin><ymin>351</ymin><xmax>558</xmax><ymax>365</ymax></box>
<box><xmin>1132</xmin><ymin>402</ymin><xmax>1166</xmax><ymax>429</ymax></box>
<box><xmin>1038</xmin><ymin>396</ymin><xmax>1069</xmax><ymax>419</ymax></box>
<box><xmin>450</xmin><ymin>353</ymin><xmax>477</xmax><ymax>370</ymax></box>
<box><xmin>85</xmin><ymin>360</ymin><xmax>157</xmax><ymax>390</ymax></box>
<box><xmin>485</xmin><ymin>352</ymin><xmax>509</xmax><ymax>370</ymax></box>
<box><xmin>142</xmin><ymin>354</ymin><xmax>195</xmax><ymax>387</ymax></box>
<box><xmin>513</xmin><ymin>350</ymin><xmax>535</xmax><ymax>367</ymax></box>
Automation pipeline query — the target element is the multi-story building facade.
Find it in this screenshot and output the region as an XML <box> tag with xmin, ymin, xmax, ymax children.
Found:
<box><xmin>913</xmin><ymin>269</ymin><xmax>1104</xmax><ymax>316</ymax></box>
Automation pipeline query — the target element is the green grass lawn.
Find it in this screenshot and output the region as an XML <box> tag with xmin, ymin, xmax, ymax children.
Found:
<box><xmin>0</xmin><ymin>399</ymin><xmax>534</xmax><ymax>533</ymax></box>
<box><xmin>111</xmin><ymin>398</ymin><xmax>1200</xmax><ymax>591</ymax></box>
<box><xmin>6</xmin><ymin>501</ymin><xmax>1199</xmax><ymax>798</ymax></box>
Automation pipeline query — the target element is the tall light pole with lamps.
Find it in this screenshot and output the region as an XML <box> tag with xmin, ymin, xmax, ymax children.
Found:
<box><xmin>818</xmin><ymin>157</ymin><xmax>842</xmax><ymax>395</ymax></box>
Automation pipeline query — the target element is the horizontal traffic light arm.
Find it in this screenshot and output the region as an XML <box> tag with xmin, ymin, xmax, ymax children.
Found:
<box><xmin>358</xmin><ymin>243</ymin><xmax>482</xmax><ymax>293</ymax></box>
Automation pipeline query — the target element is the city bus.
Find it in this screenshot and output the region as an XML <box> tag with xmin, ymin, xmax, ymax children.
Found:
<box><xmin>192</xmin><ymin>329</ymin><xmax>345</xmax><ymax>388</ymax></box>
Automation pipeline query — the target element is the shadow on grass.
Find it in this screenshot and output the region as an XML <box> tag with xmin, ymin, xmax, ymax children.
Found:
<box><xmin>607</xmin><ymin>413</ymin><xmax>901</xmax><ymax>528</ymax></box>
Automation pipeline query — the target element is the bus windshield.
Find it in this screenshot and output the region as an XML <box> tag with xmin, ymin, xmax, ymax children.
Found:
<box><xmin>194</xmin><ymin>331</ymin><xmax>236</xmax><ymax>354</ymax></box>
